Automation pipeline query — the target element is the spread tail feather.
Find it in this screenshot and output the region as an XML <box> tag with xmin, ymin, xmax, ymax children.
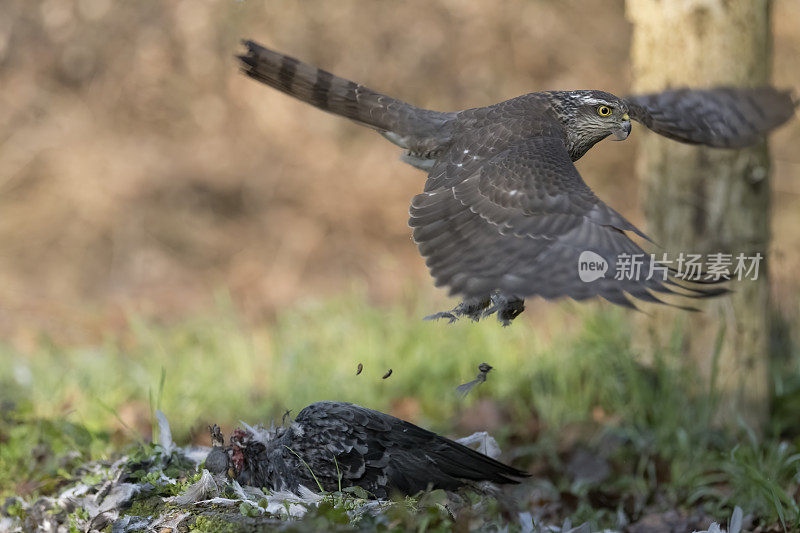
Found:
<box><xmin>237</xmin><ymin>40</ymin><xmax>453</xmax><ymax>150</ymax></box>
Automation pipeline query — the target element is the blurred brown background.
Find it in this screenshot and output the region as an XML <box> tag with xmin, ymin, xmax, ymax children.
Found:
<box><xmin>1</xmin><ymin>0</ymin><xmax>798</xmax><ymax>341</ymax></box>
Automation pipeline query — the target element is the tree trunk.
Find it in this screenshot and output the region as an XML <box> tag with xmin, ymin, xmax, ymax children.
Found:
<box><xmin>626</xmin><ymin>0</ymin><xmax>772</xmax><ymax>429</ymax></box>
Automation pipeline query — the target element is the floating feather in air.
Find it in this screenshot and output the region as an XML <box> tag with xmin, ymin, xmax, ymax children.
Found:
<box><xmin>456</xmin><ymin>363</ymin><xmax>493</xmax><ymax>398</ymax></box>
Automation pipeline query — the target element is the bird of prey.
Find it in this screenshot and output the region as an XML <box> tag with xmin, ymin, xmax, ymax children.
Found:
<box><xmin>237</xmin><ymin>40</ymin><xmax>796</xmax><ymax>324</ymax></box>
<box><xmin>456</xmin><ymin>363</ymin><xmax>493</xmax><ymax>398</ymax></box>
<box><xmin>204</xmin><ymin>401</ymin><xmax>527</xmax><ymax>498</ymax></box>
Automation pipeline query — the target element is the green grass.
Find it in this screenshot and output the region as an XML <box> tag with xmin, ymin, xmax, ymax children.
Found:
<box><xmin>2</xmin><ymin>291</ymin><xmax>800</xmax><ymax>529</ymax></box>
<box><xmin>0</xmin><ymin>291</ymin><xmax>563</xmax><ymax>441</ymax></box>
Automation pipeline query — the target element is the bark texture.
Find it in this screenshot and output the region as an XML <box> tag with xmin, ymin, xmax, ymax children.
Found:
<box><xmin>626</xmin><ymin>0</ymin><xmax>772</xmax><ymax>428</ymax></box>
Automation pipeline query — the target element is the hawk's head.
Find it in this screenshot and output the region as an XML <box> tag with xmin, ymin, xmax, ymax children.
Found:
<box><xmin>548</xmin><ymin>90</ymin><xmax>631</xmax><ymax>160</ymax></box>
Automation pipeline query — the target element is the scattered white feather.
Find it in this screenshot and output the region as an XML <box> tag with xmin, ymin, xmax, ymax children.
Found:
<box><xmin>518</xmin><ymin>511</ymin><xmax>534</xmax><ymax>533</ymax></box>
<box><xmin>260</xmin><ymin>486</ymin><xmax>324</xmax><ymax>518</ymax></box>
<box><xmin>229</xmin><ymin>479</ymin><xmax>249</xmax><ymax>500</ymax></box>
<box><xmin>729</xmin><ymin>506</ymin><xmax>743</xmax><ymax>533</ymax></box>
<box><xmin>692</xmin><ymin>506</ymin><xmax>744</xmax><ymax>533</ymax></box>
<box><xmin>96</xmin><ymin>483</ymin><xmax>140</xmax><ymax>514</ymax></box>
<box><xmin>240</xmin><ymin>420</ymin><xmax>281</xmax><ymax>445</ymax></box>
<box><xmin>196</xmin><ymin>497</ymin><xmax>242</xmax><ymax>506</ymax></box>
<box><xmin>156</xmin><ymin>471</ymin><xmax>179</xmax><ymax>486</ymax></box>
<box><xmin>151</xmin><ymin>511</ymin><xmax>190</xmax><ymax>530</ymax></box>
<box><xmin>346</xmin><ymin>500</ymin><xmax>394</xmax><ymax>520</ymax></box>
<box><xmin>182</xmin><ymin>445</ymin><xmax>212</xmax><ymax>466</ymax></box>
<box><xmin>171</xmin><ymin>469</ymin><xmax>218</xmax><ymax>505</ymax></box>
<box><xmin>456</xmin><ymin>431</ymin><xmax>502</xmax><ymax>459</ymax></box>
<box><xmin>113</xmin><ymin>515</ymin><xmax>152</xmax><ymax>532</ymax></box>
<box><xmin>297</xmin><ymin>485</ymin><xmax>324</xmax><ymax>503</ymax></box>
<box><xmin>155</xmin><ymin>410</ymin><xmax>174</xmax><ymax>453</ymax></box>
<box><xmin>245</xmin><ymin>486</ymin><xmax>270</xmax><ymax>503</ymax></box>
<box><xmin>57</xmin><ymin>482</ymin><xmax>91</xmax><ymax>504</ymax></box>
<box><xmin>193</xmin><ymin>485</ymin><xmax>323</xmax><ymax>519</ymax></box>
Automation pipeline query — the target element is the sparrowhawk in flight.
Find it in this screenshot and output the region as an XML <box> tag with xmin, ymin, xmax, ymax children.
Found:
<box><xmin>237</xmin><ymin>40</ymin><xmax>796</xmax><ymax>325</ymax></box>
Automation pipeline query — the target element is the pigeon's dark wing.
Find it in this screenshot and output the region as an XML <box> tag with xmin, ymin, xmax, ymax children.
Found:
<box><xmin>625</xmin><ymin>87</ymin><xmax>796</xmax><ymax>148</ymax></box>
<box><xmin>410</xmin><ymin>136</ymin><xmax>723</xmax><ymax>309</ymax></box>
<box><xmin>237</xmin><ymin>40</ymin><xmax>453</xmax><ymax>152</ymax></box>
<box><xmin>292</xmin><ymin>401</ymin><xmax>526</xmax><ymax>497</ymax></box>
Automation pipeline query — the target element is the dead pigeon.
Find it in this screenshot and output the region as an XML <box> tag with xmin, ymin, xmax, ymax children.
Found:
<box><xmin>205</xmin><ymin>401</ymin><xmax>527</xmax><ymax>498</ymax></box>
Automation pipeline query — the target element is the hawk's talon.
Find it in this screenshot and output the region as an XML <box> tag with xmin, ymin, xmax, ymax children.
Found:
<box><xmin>426</xmin><ymin>293</ymin><xmax>524</xmax><ymax>326</ymax></box>
<box><xmin>496</xmin><ymin>297</ymin><xmax>525</xmax><ymax>326</ymax></box>
<box><xmin>425</xmin><ymin>296</ymin><xmax>490</xmax><ymax>324</ymax></box>
<box><xmin>424</xmin><ymin>311</ymin><xmax>458</xmax><ymax>323</ymax></box>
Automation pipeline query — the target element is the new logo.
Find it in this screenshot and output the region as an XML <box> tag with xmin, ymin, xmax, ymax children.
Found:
<box><xmin>578</xmin><ymin>251</ymin><xmax>608</xmax><ymax>282</ymax></box>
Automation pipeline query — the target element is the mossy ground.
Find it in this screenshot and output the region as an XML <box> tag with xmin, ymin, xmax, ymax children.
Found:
<box><xmin>2</xmin><ymin>293</ymin><xmax>800</xmax><ymax>531</ymax></box>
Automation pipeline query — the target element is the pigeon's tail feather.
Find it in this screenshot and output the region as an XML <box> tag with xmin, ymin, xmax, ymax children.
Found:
<box><xmin>430</xmin><ymin>435</ymin><xmax>530</xmax><ymax>486</ymax></box>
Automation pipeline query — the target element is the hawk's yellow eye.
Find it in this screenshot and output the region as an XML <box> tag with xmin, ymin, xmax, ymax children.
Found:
<box><xmin>597</xmin><ymin>105</ymin><xmax>612</xmax><ymax>117</ymax></box>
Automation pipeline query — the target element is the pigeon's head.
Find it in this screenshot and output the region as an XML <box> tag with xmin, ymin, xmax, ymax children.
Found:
<box><xmin>205</xmin><ymin>443</ymin><xmax>254</xmax><ymax>485</ymax></box>
<box><xmin>205</xmin><ymin>446</ymin><xmax>231</xmax><ymax>476</ymax></box>
<box><xmin>204</xmin><ymin>426</ymin><xmax>250</xmax><ymax>482</ymax></box>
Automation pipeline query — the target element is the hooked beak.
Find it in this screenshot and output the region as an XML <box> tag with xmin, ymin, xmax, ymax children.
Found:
<box><xmin>612</xmin><ymin>113</ymin><xmax>631</xmax><ymax>141</ymax></box>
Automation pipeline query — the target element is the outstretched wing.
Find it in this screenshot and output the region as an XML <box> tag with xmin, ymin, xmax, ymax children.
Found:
<box><xmin>625</xmin><ymin>87</ymin><xmax>796</xmax><ymax>148</ymax></box>
<box><xmin>409</xmin><ymin>136</ymin><xmax>723</xmax><ymax>309</ymax></box>
<box><xmin>293</xmin><ymin>401</ymin><xmax>526</xmax><ymax>497</ymax></box>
